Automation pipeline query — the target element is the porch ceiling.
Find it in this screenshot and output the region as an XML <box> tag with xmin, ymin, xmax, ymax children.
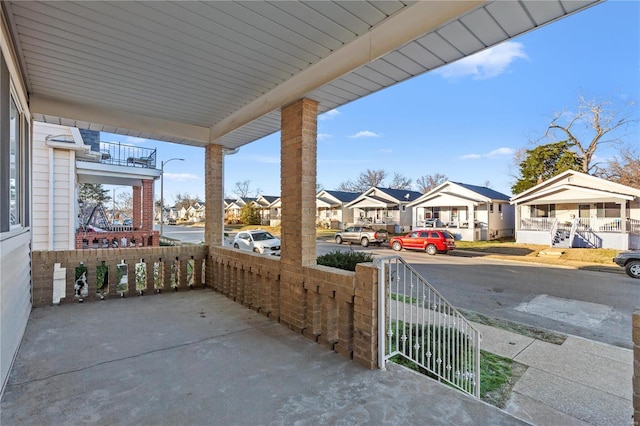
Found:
<box><xmin>2</xmin><ymin>1</ymin><xmax>599</xmax><ymax>148</ymax></box>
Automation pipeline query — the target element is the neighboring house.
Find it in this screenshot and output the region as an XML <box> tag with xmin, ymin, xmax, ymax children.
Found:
<box><xmin>511</xmin><ymin>170</ymin><xmax>640</xmax><ymax>250</ymax></box>
<box><xmin>346</xmin><ymin>187</ymin><xmax>422</xmax><ymax>232</ymax></box>
<box><xmin>409</xmin><ymin>181</ymin><xmax>514</xmax><ymax>241</ymax></box>
<box><xmin>255</xmin><ymin>195</ymin><xmax>280</xmax><ymax>225</ymax></box>
<box><xmin>269</xmin><ymin>198</ymin><xmax>282</xmax><ymax>227</ymax></box>
<box><xmin>316</xmin><ymin>190</ymin><xmax>359</xmax><ymax>229</ymax></box>
<box><xmin>31</xmin><ymin>123</ymin><xmax>161</xmax><ymax>250</ymax></box>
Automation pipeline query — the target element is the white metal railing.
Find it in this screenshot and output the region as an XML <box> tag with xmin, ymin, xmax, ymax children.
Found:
<box><xmin>576</xmin><ymin>217</ymin><xmax>625</xmax><ymax>232</ymax></box>
<box><xmin>549</xmin><ymin>218</ymin><xmax>558</xmax><ymax>246</ymax></box>
<box><xmin>520</xmin><ymin>217</ymin><xmax>554</xmax><ymax>231</ymax></box>
<box><xmin>376</xmin><ymin>255</ymin><xmax>480</xmax><ymax>398</ymax></box>
<box><xmin>629</xmin><ymin>218</ymin><xmax>640</xmax><ymax>234</ymax></box>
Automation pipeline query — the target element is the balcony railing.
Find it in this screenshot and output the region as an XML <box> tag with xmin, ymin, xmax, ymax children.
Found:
<box><xmin>521</xmin><ymin>217</ymin><xmax>636</xmax><ymax>233</ymax></box>
<box><xmin>98</xmin><ymin>141</ymin><xmax>157</xmax><ymax>169</ymax></box>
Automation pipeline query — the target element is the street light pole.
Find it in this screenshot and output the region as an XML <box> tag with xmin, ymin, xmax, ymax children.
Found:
<box><xmin>159</xmin><ymin>158</ymin><xmax>185</xmax><ymax>238</ymax></box>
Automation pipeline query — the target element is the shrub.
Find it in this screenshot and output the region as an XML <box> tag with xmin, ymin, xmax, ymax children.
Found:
<box><xmin>316</xmin><ymin>250</ymin><xmax>373</xmax><ymax>271</ymax></box>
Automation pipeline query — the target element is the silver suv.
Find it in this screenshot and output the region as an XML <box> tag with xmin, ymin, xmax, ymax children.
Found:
<box><xmin>613</xmin><ymin>250</ymin><xmax>640</xmax><ymax>279</ymax></box>
<box><xmin>233</xmin><ymin>230</ymin><xmax>281</xmax><ymax>256</ymax></box>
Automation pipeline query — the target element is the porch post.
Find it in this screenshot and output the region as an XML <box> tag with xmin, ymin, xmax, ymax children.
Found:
<box><xmin>133</xmin><ymin>185</ymin><xmax>141</xmax><ymax>228</ymax></box>
<box><xmin>621</xmin><ymin>202</ymin><xmax>627</xmax><ymax>232</ymax></box>
<box><xmin>141</xmin><ymin>179</ymin><xmax>153</xmax><ymax>231</ymax></box>
<box><xmin>205</xmin><ymin>144</ymin><xmax>224</xmax><ymax>246</ymax></box>
<box><xmin>280</xmin><ymin>98</ymin><xmax>318</xmax><ymax>332</ymax></box>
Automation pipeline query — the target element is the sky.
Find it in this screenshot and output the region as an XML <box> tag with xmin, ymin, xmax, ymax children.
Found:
<box><xmin>102</xmin><ymin>1</ymin><xmax>640</xmax><ymax>204</ymax></box>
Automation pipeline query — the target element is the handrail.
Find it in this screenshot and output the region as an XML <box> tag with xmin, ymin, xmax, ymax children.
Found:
<box><xmin>549</xmin><ymin>217</ymin><xmax>558</xmax><ymax>246</ymax></box>
<box><xmin>375</xmin><ymin>255</ymin><xmax>480</xmax><ymax>398</ymax></box>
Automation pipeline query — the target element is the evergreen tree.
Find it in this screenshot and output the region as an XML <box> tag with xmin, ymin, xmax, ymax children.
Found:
<box><xmin>240</xmin><ymin>203</ymin><xmax>261</xmax><ymax>225</ymax></box>
<box><xmin>79</xmin><ymin>183</ymin><xmax>111</xmax><ymax>203</ymax></box>
<box><xmin>511</xmin><ymin>141</ymin><xmax>582</xmax><ymax>194</ymax></box>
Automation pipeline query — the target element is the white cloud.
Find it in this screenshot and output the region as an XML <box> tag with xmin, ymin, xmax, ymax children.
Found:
<box><xmin>435</xmin><ymin>41</ymin><xmax>528</xmax><ymax>80</ymax></box>
<box><xmin>319</xmin><ymin>109</ymin><xmax>340</xmax><ymax>120</ymax></box>
<box><xmin>125</xmin><ymin>136</ymin><xmax>149</xmax><ymax>144</ymax></box>
<box><xmin>318</xmin><ymin>133</ymin><xmax>332</xmax><ymax>141</ymax></box>
<box><xmin>164</xmin><ymin>172</ymin><xmax>201</xmax><ymax>181</ymax></box>
<box><xmin>460</xmin><ymin>147</ymin><xmax>514</xmax><ymax>160</ymax></box>
<box><xmin>380</xmin><ymin>148</ymin><xmax>393</xmax><ymax>154</ymax></box>
<box><xmin>350</xmin><ymin>130</ymin><xmax>380</xmax><ymax>138</ymax></box>
<box><xmin>486</xmin><ymin>147</ymin><xmax>515</xmax><ymax>157</ymax></box>
<box><xmin>460</xmin><ymin>153</ymin><xmax>482</xmax><ymax>160</ymax></box>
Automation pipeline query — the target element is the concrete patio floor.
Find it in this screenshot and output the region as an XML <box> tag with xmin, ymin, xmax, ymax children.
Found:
<box><xmin>1</xmin><ymin>289</ymin><xmax>522</xmax><ymax>425</ymax></box>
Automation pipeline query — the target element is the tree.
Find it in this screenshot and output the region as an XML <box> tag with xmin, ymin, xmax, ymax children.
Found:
<box><xmin>173</xmin><ymin>192</ymin><xmax>201</xmax><ymax>209</ymax></box>
<box><xmin>544</xmin><ymin>95</ymin><xmax>637</xmax><ymax>175</ymax></box>
<box><xmin>240</xmin><ymin>203</ymin><xmax>261</xmax><ymax>225</ymax></box>
<box><xmin>79</xmin><ymin>183</ymin><xmax>111</xmax><ymax>203</ymax></box>
<box><xmin>602</xmin><ymin>145</ymin><xmax>640</xmax><ymax>189</ymax></box>
<box><xmin>389</xmin><ymin>172</ymin><xmax>412</xmax><ymax>190</ymax></box>
<box><xmin>338</xmin><ymin>169</ymin><xmax>386</xmax><ymax>192</ymax></box>
<box><xmin>416</xmin><ymin>173</ymin><xmax>447</xmax><ymax>193</ymax></box>
<box><xmin>511</xmin><ymin>141</ymin><xmax>582</xmax><ymax>194</ymax></box>
<box><xmin>233</xmin><ymin>179</ymin><xmax>260</xmax><ymax>199</ymax></box>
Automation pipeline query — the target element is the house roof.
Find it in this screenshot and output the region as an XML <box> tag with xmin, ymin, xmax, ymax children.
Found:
<box><xmin>376</xmin><ymin>187</ymin><xmax>422</xmax><ymax>202</ymax></box>
<box><xmin>322</xmin><ymin>190</ymin><xmax>360</xmax><ymax>203</ymax></box>
<box><xmin>451</xmin><ymin>182</ymin><xmax>511</xmax><ymax>201</ymax></box>
<box><xmin>2</xmin><ymin>1</ymin><xmax>600</xmax><ymax>148</ymax></box>
<box><xmin>510</xmin><ymin>170</ymin><xmax>640</xmax><ymax>205</ymax></box>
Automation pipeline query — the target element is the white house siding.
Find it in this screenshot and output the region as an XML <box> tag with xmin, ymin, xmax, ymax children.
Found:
<box><xmin>0</xmin><ymin>231</ymin><xmax>31</xmax><ymax>394</ymax></box>
<box><xmin>32</xmin><ymin>123</ymin><xmax>76</xmax><ymax>251</ymax></box>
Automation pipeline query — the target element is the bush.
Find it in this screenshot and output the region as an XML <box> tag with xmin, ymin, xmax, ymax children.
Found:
<box><xmin>316</xmin><ymin>250</ymin><xmax>373</xmax><ymax>271</ymax></box>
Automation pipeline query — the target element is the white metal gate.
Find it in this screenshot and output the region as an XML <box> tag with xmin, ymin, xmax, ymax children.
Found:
<box><xmin>376</xmin><ymin>255</ymin><xmax>481</xmax><ymax>398</ymax></box>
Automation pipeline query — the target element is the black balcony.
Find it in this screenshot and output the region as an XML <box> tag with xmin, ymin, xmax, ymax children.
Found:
<box><xmin>98</xmin><ymin>141</ymin><xmax>157</xmax><ymax>169</ymax></box>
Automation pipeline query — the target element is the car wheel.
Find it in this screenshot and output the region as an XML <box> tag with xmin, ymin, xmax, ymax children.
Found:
<box><xmin>233</xmin><ymin>243</ymin><xmax>239</xmax><ymax>249</ymax></box>
<box><xmin>361</xmin><ymin>237</ymin><xmax>369</xmax><ymax>247</ymax></box>
<box><xmin>426</xmin><ymin>244</ymin><xmax>437</xmax><ymax>255</ymax></box>
<box><xmin>335</xmin><ymin>236</ymin><xmax>343</xmax><ymax>244</ymax></box>
<box><xmin>391</xmin><ymin>241</ymin><xmax>402</xmax><ymax>252</ymax></box>
<box><xmin>625</xmin><ymin>260</ymin><xmax>640</xmax><ymax>279</ymax></box>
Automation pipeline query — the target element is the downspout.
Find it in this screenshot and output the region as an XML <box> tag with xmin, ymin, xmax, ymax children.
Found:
<box><xmin>48</xmin><ymin>147</ymin><xmax>54</xmax><ymax>250</ymax></box>
<box><xmin>221</xmin><ymin>148</ymin><xmax>240</xmax><ymax>245</ymax></box>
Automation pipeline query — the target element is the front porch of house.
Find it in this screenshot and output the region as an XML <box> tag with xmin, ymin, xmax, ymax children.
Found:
<box><xmin>1</xmin><ymin>281</ymin><xmax>516</xmax><ymax>425</ymax></box>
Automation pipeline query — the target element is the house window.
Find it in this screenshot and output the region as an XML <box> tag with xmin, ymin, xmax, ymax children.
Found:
<box><xmin>596</xmin><ymin>202</ymin><xmax>619</xmax><ymax>218</ymax></box>
<box><xmin>1</xmin><ymin>55</ymin><xmax>29</xmax><ymax>233</ymax></box>
<box><xmin>530</xmin><ymin>204</ymin><xmax>556</xmax><ymax>218</ymax></box>
<box><xmin>498</xmin><ymin>204</ymin><xmax>502</xmax><ymax>213</ymax></box>
<box><xmin>424</xmin><ymin>207</ymin><xmax>440</xmax><ymax>219</ymax></box>
<box><xmin>489</xmin><ymin>203</ymin><xmax>494</xmax><ymax>213</ymax></box>
<box><xmin>9</xmin><ymin>97</ymin><xmax>20</xmax><ymax>226</ymax></box>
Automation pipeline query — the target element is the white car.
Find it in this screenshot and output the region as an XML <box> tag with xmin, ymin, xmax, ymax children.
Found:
<box><xmin>232</xmin><ymin>230</ymin><xmax>281</xmax><ymax>256</ymax></box>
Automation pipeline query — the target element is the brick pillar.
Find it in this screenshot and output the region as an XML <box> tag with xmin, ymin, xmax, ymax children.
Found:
<box><xmin>133</xmin><ymin>185</ymin><xmax>142</xmax><ymax>229</ymax></box>
<box><xmin>279</xmin><ymin>98</ymin><xmax>318</xmax><ymax>333</ymax></box>
<box><xmin>634</xmin><ymin>308</ymin><xmax>640</xmax><ymax>426</ymax></box>
<box><xmin>141</xmin><ymin>179</ymin><xmax>153</xmax><ymax>231</ymax></box>
<box><xmin>205</xmin><ymin>144</ymin><xmax>224</xmax><ymax>246</ymax></box>
<box><xmin>353</xmin><ymin>262</ymin><xmax>378</xmax><ymax>369</ymax></box>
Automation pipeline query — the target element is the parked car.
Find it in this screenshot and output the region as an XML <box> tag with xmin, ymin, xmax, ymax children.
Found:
<box><xmin>233</xmin><ymin>229</ymin><xmax>281</xmax><ymax>256</ymax></box>
<box><xmin>613</xmin><ymin>250</ymin><xmax>640</xmax><ymax>279</ymax></box>
<box><xmin>123</xmin><ymin>218</ymin><xmax>133</xmax><ymax>227</ymax></box>
<box><xmin>167</xmin><ymin>218</ymin><xmax>177</xmax><ymax>225</ymax></box>
<box><xmin>334</xmin><ymin>226</ymin><xmax>389</xmax><ymax>247</ymax></box>
<box><xmin>389</xmin><ymin>229</ymin><xmax>455</xmax><ymax>255</ymax></box>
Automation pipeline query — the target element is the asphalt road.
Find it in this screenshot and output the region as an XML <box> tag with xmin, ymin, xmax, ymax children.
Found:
<box><xmin>158</xmin><ymin>226</ymin><xmax>638</xmax><ymax>348</ymax></box>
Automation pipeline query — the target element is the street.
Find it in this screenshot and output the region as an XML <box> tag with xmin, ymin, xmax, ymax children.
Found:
<box><xmin>160</xmin><ymin>225</ymin><xmax>638</xmax><ymax>348</ymax></box>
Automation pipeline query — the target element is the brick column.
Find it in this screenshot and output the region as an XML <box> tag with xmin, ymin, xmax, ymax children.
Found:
<box><xmin>634</xmin><ymin>308</ymin><xmax>640</xmax><ymax>426</ymax></box>
<box><xmin>205</xmin><ymin>144</ymin><xmax>224</xmax><ymax>246</ymax></box>
<box><xmin>279</xmin><ymin>98</ymin><xmax>318</xmax><ymax>333</ymax></box>
<box><xmin>141</xmin><ymin>179</ymin><xmax>153</xmax><ymax>231</ymax></box>
<box><xmin>132</xmin><ymin>185</ymin><xmax>141</xmax><ymax>229</ymax></box>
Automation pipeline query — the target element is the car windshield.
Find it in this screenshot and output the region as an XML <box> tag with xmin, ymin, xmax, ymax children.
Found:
<box><xmin>252</xmin><ymin>232</ymin><xmax>274</xmax><ymax>241</ymax></box>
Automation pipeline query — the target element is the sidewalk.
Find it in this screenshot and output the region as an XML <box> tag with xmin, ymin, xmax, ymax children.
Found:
<box><xmin>476</xmin><ymin>322</ymin><xmax>634</xmax><ymax>425</ymax></box>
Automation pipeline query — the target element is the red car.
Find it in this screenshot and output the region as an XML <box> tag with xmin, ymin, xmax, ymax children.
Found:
<box><xmin>389</xmin><ymin>229</ymin><xmax>455</xmax><ymax>255</ymax></box>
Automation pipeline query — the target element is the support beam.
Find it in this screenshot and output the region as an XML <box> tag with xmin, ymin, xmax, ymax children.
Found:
<box><xmin>205</xmin><ymin>144</ymin><xmax>224</xmax><ymax>247</ymax></box>
<box><xmin>279</xmin><ymin>98</ymin><xmax>318</xmax><ymax>332</ymax></box>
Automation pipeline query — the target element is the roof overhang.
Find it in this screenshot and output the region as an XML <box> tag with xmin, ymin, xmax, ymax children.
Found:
<box><xmin>511</xmin><ymin>184</ymin><xmax>635</xmax><ymax>205</ymax></box>
<box><xmin>410</xmin><ymin>192</ymin><xmax>482</xmax><ymax>208</ymax></box>
<box><xmin>2</xmin><ymin>0</ymin><xmax>601</xmax><ymax>148</ymax></box>
<box><xmin>76</xmin><ymin>161</ymin><xmax>161</xmax><ymax>186</ymax></box>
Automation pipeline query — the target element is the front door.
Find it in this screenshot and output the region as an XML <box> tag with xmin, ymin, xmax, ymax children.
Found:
<box><xmin>578</xmin><ymin>204</ymin><xmax>590</xmax><ymax>218</ymax></box>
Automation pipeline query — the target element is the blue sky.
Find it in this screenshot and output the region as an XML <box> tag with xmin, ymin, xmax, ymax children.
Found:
<box><xmin>103</xmin><ymin>1</ymin><xmax>639</xmax><ymax>203</ymax></box>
